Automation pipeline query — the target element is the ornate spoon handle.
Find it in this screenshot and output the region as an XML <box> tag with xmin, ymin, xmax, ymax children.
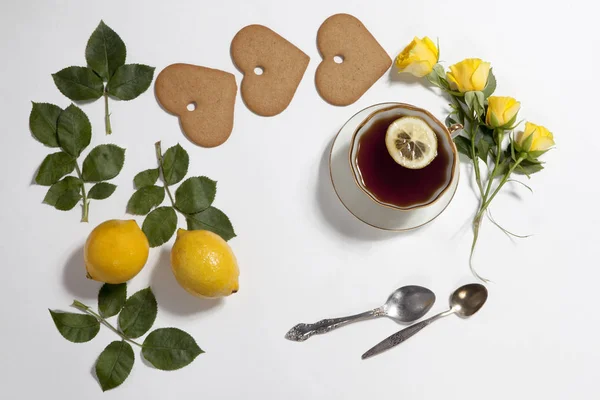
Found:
<box><xmin>361</xmin><ymin>309</ymin><xmax>455</xmax><ymax>359</ymax></box>
<box><xmin>285</xmin><ymin>308</ymin><xmax>383</xmax><ymax>342</ymax></box>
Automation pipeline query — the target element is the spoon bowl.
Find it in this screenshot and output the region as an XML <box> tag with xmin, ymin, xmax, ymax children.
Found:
<box><xmin>450</xmin><ymin>283</ymin><xmax>488</xmax><ymax>317</ymax></box>
<box><xmin>383</xmin><ymin>285</ymin><xmax>436</xmax><ymax>322</ymax></box>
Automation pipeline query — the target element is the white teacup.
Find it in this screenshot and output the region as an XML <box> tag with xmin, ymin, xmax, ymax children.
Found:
<box><xmin>345</xmin><ymin>103</ymin><xmax>461</xmax><ymax>229</ymax></box>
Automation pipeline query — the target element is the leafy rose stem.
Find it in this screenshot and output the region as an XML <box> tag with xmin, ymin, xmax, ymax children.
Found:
<box><xmin>470</xmin><ymin>153</ymin><xmax>526</xmax><ymax>281</ymax></box>
<box><xmin>73</xmin><ymin>164</ymin><xmax>89</xmax><ymax>223</ymax></box>
<box><xmin>468</xmin><ymin>121</ymin><xmax>485</xmax><ymax>196</ymax></box>
<box><xmin>454</xmin><ymin>97</ymin><xmax>484</xmax><ymax>197</ymax></box>
<box><xmin>483</xmin><ymin>129</ymin><xmax>504</xmax><ymax>199</ymax></box>
<box><xmin>104</xmin><ymin>89</ymin><xmax>112</xmax><ymax>135</ymax></box>
<box><xmin>71</xmin><ymin>300</ymin><xmax>142</xmax><ymax>347</ymax></box>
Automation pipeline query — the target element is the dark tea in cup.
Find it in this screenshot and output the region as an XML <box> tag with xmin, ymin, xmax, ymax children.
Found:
<box><xmin>351</xmin><ymin>106</ymin><xmax>456</xmax><ymax>209</ymax></box>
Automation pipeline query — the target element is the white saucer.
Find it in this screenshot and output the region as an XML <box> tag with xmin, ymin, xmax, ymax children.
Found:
<box><xmin>329</xmin><ymin>102</ymin><xmax>460</xmax><ymax>231</ymax></box>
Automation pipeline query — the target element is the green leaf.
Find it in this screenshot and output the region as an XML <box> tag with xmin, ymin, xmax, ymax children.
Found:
<box><xmin>474</xmin><ymin>128</ymin><xmax>494</xmax><ymax>162</ymax></box>
<box><xmin>426</xmin><ymin>64</ymin><xmax>450</xmax><ymax>90</ymax></box>
<box><xmin>127</xmin><ymin>186</ymin><xmax>165</xmax><ymax>215</ymax></box>
<box><xmin>49</xmin><ymin>310</ymin><xmax>100</xmax><ymax>343</ymax></box>
<box><xmin>477</xmin><ymin>138</ymin><xmax>490</xmax><ymax>162</ymax></box>
<box><xmin>43</xmin><ymin>176</ymin><xmax>83</xmax><ymax>211</ymax></box>
<box><xmin>515</xmin><ymin>159</ymin><xmax>544</xmax><ymax>177</ymax></box>
<box><xmin>453</xmin><ymin>136</ymin><xmax>472</xmax><ymax>159</ymax></box>
<box><xmin>175</xmin><ymin>176</ymin><xmax>216</xmax><ymax>214</ymax></box>
<box><xmin>95</xmin><ymin>341</ymin><xmax>134</xmax><ymax>392</ymax></box>
<box><xmin>57</xmin><ymin>104</ymin><xmax>91</xmax><ymax>157</ymax></box>
<box><xmin>88</xmin><ymin>182</ymin><xmax>117</xmax><ymax>200</ymax></box>
<box><xmin>134</xmin><ymin>168</ymin><xmax>159</xmax><ymax>188</ymax></box>
<box><xmin>118</xmin><ymin>288</ymin><xmax>158</xmax><ymax>339</ymax></box>
<box><xmin>52</xmin><ymin>66</ymin><xmax>104</xmax><ymax>101</ymax></box>
<box><xmin>465</xmin><ymin>91</ymin><xmax>485</xmax><ymax>119</ymax></box>
<box><xmin>85</xmin><ymin>20</ymin><xmax>126</xmax><ymax>81</ymax></box>
<box><xmin>482</xmin><ymin>69</ymin><xmax>497</xmax><ymax>99</ymax></box>
<box><xmin>81</xmin><ymin>144</ymin><xmax>125</xmax><ymax>182</ymax></box>
<box><xmin>527</xmin><ymin>149</ymin><xmax>549</xmax><ymax>160</ymax></box>
<box><xmin>187</xmin><ymin>206</ymin><xmax>236</xmax><ymax>241</ymax></box>
<box><xmin>432</xmin><ymin>63</ymin><xmax>446</xmax><ymax>79</ymax></box>
<box><xmin>98</xmin><ymin>283</ymin><xmax>127</xmax><ymax>318</ymax></box>
<box><xmin>162</xmin><ymin>144</ymin><xmax>189</xmax><ymax>185</ymax></box>
<box><xmin>142</xmin><ymin>328</ymin><xmax>203</xmax><ymax>371</ymax></box>
<box><xmin>35</xmin><ymin>151</ymin><xmax>76</xmax><ymax>186</ymax></box>
<box><xmin>477</xmin><ymin>124</ymin><xmax>495</xmax><ymax>140</ymax></box>
<box><xmin>107</xmin><ymin>64</ymin><xmax>155</xmax><ymax>100</ymax></box>
<box><xmin>142</xmin><ymin>206</ymin><xmax>177</xmax><ymax>247</ymax></box>
<box><xmin>29</xmin><ymin>102</ymin><xmax>62</xmax><ymax>147</ymax></box>
<box><xmin>493</xmin><ymin>156</ymin><xmax>510</xmax><ymax>177</ymax></box>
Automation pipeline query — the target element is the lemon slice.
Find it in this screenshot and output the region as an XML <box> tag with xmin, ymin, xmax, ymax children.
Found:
<box><xmin>385</xmin><ymin>116</ymin><xmax>438</xmax><ymax>169</ymax></box>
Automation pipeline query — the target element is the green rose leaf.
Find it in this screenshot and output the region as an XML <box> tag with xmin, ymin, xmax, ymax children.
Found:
<box><xmin>142</xmin><ymin>206</ymin><xmax>177</xmax><ymax>247</ymax></box>
<box><xmin>453</xmin><ymin>136</ymin><xmax>472</xmax><ymax>160</ymax></box>
<box><xmin>57</xmin><ymin>104</ymin><xmax>92</xmax><ymax>157</ymax></box>
<box><xmin>35</xmin><ymin>151</ymin><xmax>76</xmax><ymax>186</ymax></box>
<box><xmin>527</xmin><ymin>150</ymin><xmax>549</xmax><ymax>161</ymax></box>
<box><xmin>95</xmin><ymin>341</ymin><xmax>134</xmax><ymax>392</ymax></box>
<box><xmin>49</xmin><ymin>310</ymin><xmax>100</xmax><ymax>343</ymax></box>
<box><xmin>175</xmin><ymin>176</ymin><xmax>216</xmax><ymax>214</ymax></box>
<box><xmin>85</xmin><ymin>20</ymin><xmax>126</xmax><ymax>81</ymax></box>
<box><xmin>82</xmin><ymin>144</ymin><xmax>126</xmax><ymax>182</ymax></box>
<box><xmin>426</xmin><ymin>64</ymin><xmax>449</xmax><ymax>90</ymax></box>
<box><xmin>107</xmin><ymin>64</ymin><xmax>155</xmax><ymax>100</ymax></box>
<box><xmin>126</xmin><ymin>186</ymin><xmax>165</xmax><ymax>215</ymax></box>
<box><xmin>52</xmin><ymin>66</ymin><xmax>104</xmax><ymax>101</ymax></box>
<box><xmin>134</xmin><ymin>168</ymin><xmax>159</xmax><ymax>188</ymax></box>
<box><xmin>161</xmin><ymin>144</ymin><xmax>189</xmax><ymax>185</ymax></box>
<box><xmin>88</xmin><ymin>182</ymin><xmax>117</xmax><ymax>200</ymax></box>
<box><xmin>476</xmin><ymin>137</ymin><xmax>490</xmax><ymax>162</ymax></box>
<box><xmin>465</xmin><ymin>91</ymin><xmax>485</xmax><ymax>119</ymax></box>
<box><xmin>29</xmin><ymin>102</ymin><xmax>62</xmax><ymax>147</ymax></box>
<box><xmin>118</xmin><ymin>287</ymin><xmax>158</xmax><ymax>339</ymax></box>
<box><xmin>142</xmin><ymin>328</ymin><xmax>203</xmax><ymax>371</ymax></box>
<box><xmin>515</xmin><ymin>159</ymin><xmax>544</xmax><ymax>177</ymax></box>
<box><xmin>187</xmin><ymin>206</ymin><xmax>236</xmax><ymax>241</ymax></box>
<box><xmin>493</xmin><ymin>157</ymin><xmax>510</xmax><ymax>178</ymax></box>
<box><xmin>43</xmin><ymin>176</ymin><xmax>83</xmax><ymax>211</ymax></box>
<box><xmin>98</xmin><ymin>283</ymin><xmax>127</xmax><ymax>318</ymax></box>
<box><xmin>482</xmin><ymin>69</ymin><xmax>497</xmax><ymax>99</ymax></box>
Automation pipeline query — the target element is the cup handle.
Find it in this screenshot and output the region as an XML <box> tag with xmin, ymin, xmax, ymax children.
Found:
<box><xmin>448</xmin><ymin>123</ymin><xmax>464</xmax><ymax>139</ymax></box>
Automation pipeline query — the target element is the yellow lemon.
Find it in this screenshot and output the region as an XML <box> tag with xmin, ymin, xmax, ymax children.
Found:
<box><xmin>171</xmin><ymin>229</ymin><xmax>239</xmax><ymax>298</ymax></box>
<box><xmin>85</xmin><ymin>220</ymin><xmax>149</xmax><ymax>284</ymax></box>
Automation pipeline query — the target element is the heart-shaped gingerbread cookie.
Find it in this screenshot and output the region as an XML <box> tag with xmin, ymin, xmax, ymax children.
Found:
<box><xmin>316</xmin><ymin>14</ymin><xmax>392</xmax><ymax>106</ymax></box>
<box><xmin>155</xmin><ymin>63</ymin><xmax>237</xmax><ymax>148</ymax></box>
<box><xmin>231</xmin><ymin>25</ymin><xmax>309</xmax><ymax>117</ymax></box>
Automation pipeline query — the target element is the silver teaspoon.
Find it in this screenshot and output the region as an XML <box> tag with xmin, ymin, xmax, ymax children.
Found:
<box><xmin>362</xmin><ymin>283</ymin><xmax>488</xmax><ymax>359</ymax></box>
<box><xmin>285</xmin><ymin>285</ymin><xmax>435</xmax><ymax>342</ymax></box>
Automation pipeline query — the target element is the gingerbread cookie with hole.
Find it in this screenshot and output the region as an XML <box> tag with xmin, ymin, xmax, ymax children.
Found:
<box><xmin>231</xmin><ymin>25</ymin><xmax>309</xmax><ymax>117</ymax></box>
<box><xmin>316</xmin><ymin>14</ymin><xmax>392</xmax><ymax>106</ymax></box>
<box><xmin>155</xmin><ymin>63</ymin><xmax>237</xmax><ymax>148</ymax></box>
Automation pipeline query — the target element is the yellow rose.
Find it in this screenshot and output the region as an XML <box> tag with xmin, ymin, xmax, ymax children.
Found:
<box><xmin>486</xmin><ymin>96</ymin><xmax>520</xmax><ymax>128</ymax></box>
<box><xmin>516</xmin><ymin>122</ymin><xmax>555</xmax><ymax>152</ymax></box>
<box><xmin>395</xmin><ymin>36</ymin><xmax>439</xmax><ymax>77</ymax></box>
<box><xmin>447</xmin><ymin>58</ymin><xmax>491</xmax><ymax>92</ymax></box>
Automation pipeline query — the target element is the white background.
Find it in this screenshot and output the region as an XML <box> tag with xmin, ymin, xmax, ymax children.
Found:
<box><xmin>1</xmin><ymin>0</ymin><xmax>599</xmax><ymax>398</ymax></box>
